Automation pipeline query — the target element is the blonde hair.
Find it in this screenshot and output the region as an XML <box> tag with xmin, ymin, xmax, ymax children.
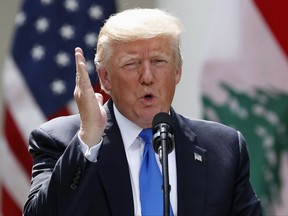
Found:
<box><xmin>94</xmin><ymin>8</ymin><xmax>183</xmax><ymax>69</ymax></box>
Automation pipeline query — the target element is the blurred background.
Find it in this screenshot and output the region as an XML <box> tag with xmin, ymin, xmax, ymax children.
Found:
<box><xmin>0</xmin><ymin>0</ymin><xmax>287</xmax><ymax>215</ymax></box>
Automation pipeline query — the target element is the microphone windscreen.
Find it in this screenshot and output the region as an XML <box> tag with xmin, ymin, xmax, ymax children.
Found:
<box><xmin>152</xmin><ymin>112</ymin><xmax>174</xmax><ymax>129</ymax></box>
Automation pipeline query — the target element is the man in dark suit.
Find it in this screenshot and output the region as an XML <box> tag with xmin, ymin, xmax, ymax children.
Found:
<box><xmin>23</xmin><ymin>8</ymin><xmax>261</xmax><ymax>215</ymax></box>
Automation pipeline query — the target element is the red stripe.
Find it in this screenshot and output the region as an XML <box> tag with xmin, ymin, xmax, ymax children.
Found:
<box><xmin>4</xmin><ymin>107</ymin><xmax>32</xmax><ymax>177</ymax></box>
<box><xmin>253</xmin><ymin>0</ymin><xmax>288</xmax><ymax>58</ymax></box>
<box><xmin>2</xmin><ymin>186</ymin><xmax>22</xmax><ymax>216</ymax></box>
<box><xmin>48</xmin><ymin>106</ymin><xmax>71</xmax><ymax>120</ymax></box>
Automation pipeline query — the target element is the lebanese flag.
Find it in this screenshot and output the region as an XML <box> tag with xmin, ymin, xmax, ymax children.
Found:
<box><xmin>201</xmin><ymin>0</ymin><xmax>288</xmax><ymax>215</ymax></box>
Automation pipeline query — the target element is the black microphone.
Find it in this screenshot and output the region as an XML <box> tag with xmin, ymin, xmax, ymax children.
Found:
<box><xmin>152</xmin><ymin>112</ymin><xmax>175</xmax><ymax>216</ymax></box>
<box><xmin>152</xmin><ymin>112</ymin><xmax>175</xmax><ymax>155</ymax></box>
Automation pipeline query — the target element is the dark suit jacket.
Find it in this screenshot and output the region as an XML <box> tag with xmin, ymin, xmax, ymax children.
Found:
<box><xmin>23</xmin><ymin>99</ymin><xmax>261</xmax><ymax>215</ymax></box>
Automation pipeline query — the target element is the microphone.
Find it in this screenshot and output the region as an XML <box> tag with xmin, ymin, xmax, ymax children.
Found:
<box><xmin>152</xmin><ymin>112</ymin><xmax>175</xmax><ymax>155</ymax></box>
<box><xmin>152</xmin><ymin>112</ymin><xmax>175</xmax><ymax>216</ymax></box>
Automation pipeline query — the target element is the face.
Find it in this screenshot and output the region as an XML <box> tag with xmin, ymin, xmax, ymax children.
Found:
<box><xmin>98</xmin><ymin>37</ymin><xmax>182</xmax><ymax>128</ymax></box>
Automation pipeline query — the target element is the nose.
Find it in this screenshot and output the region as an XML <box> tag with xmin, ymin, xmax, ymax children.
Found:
<box><xmin>139</xmin><ymin>61</ymin><xmax>153</xmax><ymax>85</ymax></box>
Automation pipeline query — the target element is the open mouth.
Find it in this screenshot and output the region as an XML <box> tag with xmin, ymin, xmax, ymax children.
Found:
<box><xmin>144</xmin><ymin>94</ymin><xmax>153</xmax><ymax>99</ymax></box>
<box><xmin>141</xmin><ymin>93</ymin><xmax>155</xmax><ymax>103</ymax></box>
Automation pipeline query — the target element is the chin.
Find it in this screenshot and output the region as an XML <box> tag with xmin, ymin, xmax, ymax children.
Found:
<box><xmin>138</xmin><ymin>105</ymin><xmax>168</xmax><ymax>120</ymax></box>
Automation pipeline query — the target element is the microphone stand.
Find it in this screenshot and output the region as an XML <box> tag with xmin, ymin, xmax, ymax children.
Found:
<box><xmin>152</xmin><ymin>112</ymin><xmax>175</xmax><ymax>216</ymax></box>
<box><xmin>158</xmin><ymin>133</ymin><xmax>171</xmax><ymax>216</ymax></box>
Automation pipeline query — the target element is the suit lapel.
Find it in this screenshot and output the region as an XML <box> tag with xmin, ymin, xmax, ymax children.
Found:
<box><xmin>97</xmin><ymin>100</ymin><xmax>134</xmax><ymax>215</ymax></box>
<box><xmin>172</xmin><ymin>109</ymin><xmax>208</xmax><ymax>215</ymax></box>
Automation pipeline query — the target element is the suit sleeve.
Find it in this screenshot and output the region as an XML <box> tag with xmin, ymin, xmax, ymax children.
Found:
<box><xmin>23</xmin><ymin>126</ymin><xmax>92</xmax><ymax>216</ymax></box>
<box><xmin>230</xmin><ymin>131</ymin><xmax>262</xmax><ymax>215</ymax></box>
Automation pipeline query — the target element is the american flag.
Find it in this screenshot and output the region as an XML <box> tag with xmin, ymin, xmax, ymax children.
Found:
<box><xmin>0</xmin><ymin>0</ymin><xmax>115</xmax><ymax>214</ymax></box>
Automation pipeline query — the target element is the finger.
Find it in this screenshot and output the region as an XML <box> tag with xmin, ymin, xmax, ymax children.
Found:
<box><xmin>75</xmin><ymin>47</ymin><xmax>85</xmax><ymax>70</ymax></box>
<box><xmin>75</xmin><ymin>48</ymin><xmax>85</xmax><ymax>73</ymax></box>
<box><xmin>75</xmin><ymin>47</ymin><xmax>83</xmax><ymax>55</ymax></box>
<box><xmin>75</xmin><ymin>48</ymin><xmax>90</xmax><ymax>87</ymax></box>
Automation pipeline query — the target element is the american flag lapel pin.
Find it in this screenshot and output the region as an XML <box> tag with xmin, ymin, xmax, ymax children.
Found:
<box><xmin>194</xmin><ymin>152</ymin><xmax>202</xmax><ymax>162</ymax></box>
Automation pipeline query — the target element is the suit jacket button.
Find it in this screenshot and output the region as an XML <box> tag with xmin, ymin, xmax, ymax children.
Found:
<box><xmin>70</xmin><ymin>183</ymin><xmax>77</xmax><ymax>190</ymax></box>
<box><xmin>76</xmin><ymin>171</ymin><xmax>81</xmax><ymax>178</ymax></box>
<box><xmin>73</xmin><ymin>177</ymin><xmax>80</xmax><ymax>184</ymax></box>
<box><xmin>77</xmin><ymin>167</ymin><xmax>82</xmax><ymax>174</ymax></box>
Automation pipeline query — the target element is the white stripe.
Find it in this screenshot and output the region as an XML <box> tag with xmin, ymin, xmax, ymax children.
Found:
<box><xmin>3</xmin><ymin>57</ymin><xmax>46</xmax><ymax>145</ymax></box>
<box><xmin>0</xmin><ymin>137</ymin><xmax>30</xmax><ymax>209</ymax></box>
<box><xmin>201</xmin><ymin>0</ymin><xmax>288</xmax><ymax>105</ymax></box>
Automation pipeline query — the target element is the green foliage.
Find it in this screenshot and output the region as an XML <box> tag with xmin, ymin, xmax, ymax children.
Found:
<box><xmin>202</xmin><ymin>83</ymin><xmax>288</xmax><ymax>214</ymax></box>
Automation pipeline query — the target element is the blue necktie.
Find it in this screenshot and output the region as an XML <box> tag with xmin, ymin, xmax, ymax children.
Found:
<box><xmin>139</xmin><ymin>129</ymin><xmax>174</xmax><ymax>216</ymax></box>
<box><xmin>139</xmin><ymin>128</ymin><xmax>163</xmax><ymax>215</ymax></box>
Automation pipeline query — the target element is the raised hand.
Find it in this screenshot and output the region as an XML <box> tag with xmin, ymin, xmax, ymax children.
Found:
<box><xmin>74</xmin><ymin>47</ymin><xmax>107</xmax><ymax>147</ymax></box>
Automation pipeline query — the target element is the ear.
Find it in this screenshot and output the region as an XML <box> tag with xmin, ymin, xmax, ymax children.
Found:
<box><xmin>97</xmin><ymin>68</ymin><xmax>112</xmax><ymax>91</ymax></box>
<box><xmin>175</xmin><ymin>66</ymin><xmax>182</xmax><ymax>84</ymax></box>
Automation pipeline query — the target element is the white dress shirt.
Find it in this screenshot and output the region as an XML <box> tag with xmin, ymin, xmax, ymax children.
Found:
<box><xmin>79</xmin><ymin>105</ymin><xmax>177</xmax><ymax>215</ymax></box>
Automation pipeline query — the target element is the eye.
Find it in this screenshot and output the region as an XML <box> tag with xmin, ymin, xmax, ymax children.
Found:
<box><xmin>152</xmin><ymin>59</ymin><xmax>167</xmax><ymax>66</ymax></box>
<box><xmin>122</xmin><ymin>61</ymin><xmax>139</xmax><ymax>70</ymax></box>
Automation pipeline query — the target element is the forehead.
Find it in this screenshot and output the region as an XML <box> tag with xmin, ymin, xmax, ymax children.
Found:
<box><xmin>112</xmin><ymin>37</ymin><xmax>173</xmax><ymax>58</ymax></box>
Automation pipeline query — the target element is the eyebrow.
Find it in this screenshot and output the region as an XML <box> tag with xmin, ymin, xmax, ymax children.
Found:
<box><xmin>119</xmin><ymin>50</ymin><xmax>170</xmax><ymax>62</ymax></box>
<box><xmin>149</xmin><ymin>50</ymin><xmax>170</xmax><ymax>59</ymax></box>
<box><xmin>118</xmin><ymin>54</ymin><xmax>139</xmax><ymax>65</ymax></box>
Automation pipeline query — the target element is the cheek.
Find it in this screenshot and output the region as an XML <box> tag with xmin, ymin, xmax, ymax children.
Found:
<box><xmin>161</xmin><ymin>70</ymin><xmax>181</xmax><ymax>87</ymax></box>
<box><xmin>110</xmin><ymin>73</ymin><xmax>136</xmax><ymax>92</ymax></box>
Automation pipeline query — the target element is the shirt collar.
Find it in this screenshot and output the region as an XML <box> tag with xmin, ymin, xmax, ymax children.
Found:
<box><xmin>113</xmin><ymin>104</ymin><xmax>143</xmax><ymax>151</ymax></box>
